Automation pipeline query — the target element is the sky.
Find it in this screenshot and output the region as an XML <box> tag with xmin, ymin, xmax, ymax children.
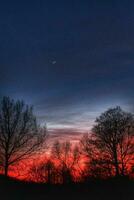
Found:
<box><xmin>1</xmin><ymin>0</ymin><xmax>134</xmax><ymax>142</ymax></box>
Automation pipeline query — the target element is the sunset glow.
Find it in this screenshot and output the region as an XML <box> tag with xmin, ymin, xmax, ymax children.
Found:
<box><xmin>1</xmin><ymin>1</ymin><xmax>134</xmax><ymax>200</ymax></box>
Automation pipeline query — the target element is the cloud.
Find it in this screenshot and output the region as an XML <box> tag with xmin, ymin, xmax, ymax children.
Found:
<box><xmin>47</xmin><ymin>128</ymin><xmax>86</xmax><ymax>145</ymax></box>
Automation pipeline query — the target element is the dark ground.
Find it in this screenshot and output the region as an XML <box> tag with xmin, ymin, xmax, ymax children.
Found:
<box><xmin>0</xmin><ymin>176</ymin><xmax>133</xmax><ymax>200</ymax></box>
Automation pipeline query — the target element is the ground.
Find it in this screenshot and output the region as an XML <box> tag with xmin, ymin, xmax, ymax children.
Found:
<box><xmin>0</xmin><ymin>176</ymin><xmax>133</xmax><ymax>200</ymax></box>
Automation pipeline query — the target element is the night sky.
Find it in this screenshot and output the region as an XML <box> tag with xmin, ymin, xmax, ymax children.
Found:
<box><xmin>1</xmin><ymin>0</ymin><xmax>134</xmax><ymax>141</ymax></box>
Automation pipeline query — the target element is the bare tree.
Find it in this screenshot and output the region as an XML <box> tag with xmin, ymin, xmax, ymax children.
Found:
<box><xmin>44</xmin><ymin>159</ymin><xmax>55</xmax><ymax>184</ymax></box>
<box><xmin>29</xmin><ymin>159</ymin><xmax>56</xmax><ymax>183</ymax></box>
<box><xmin>51</xmin><ymin>141</ymin><xmax>80</xmax><ymax>183</ymax></box>
<box><xmin>80</xmin><ymin>134</ymin><xmax>113</xmax><ymax>179</ymax></box>
<box><xmin>81</xmin><ymin>106</ymin><xmax>134</xmax><ymax>177</ymax></box>
<box><xmin>0</xmin><ymin>96</ymin><xmax>47</xmax><ymax>176</ymax></box>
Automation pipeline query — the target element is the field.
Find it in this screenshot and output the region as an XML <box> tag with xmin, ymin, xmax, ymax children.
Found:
<box><xmin>0</xmin><ymin>176</ymin><xmax>133</xmax><ymax>200</ymax></box>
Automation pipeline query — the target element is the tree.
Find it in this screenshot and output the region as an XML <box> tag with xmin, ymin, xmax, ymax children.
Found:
<box><xmin>80</xmin><ymin>134</ymin><xmax>113</xmax><ymax>179</ymax></box>
<box><xmin>51</xmin><ymin>141</ymin><xmax>80</xmax><ymax>183</ymax></box>
<box><xmin>29</xmin><ymin>159</ymin><xmax>56</xmax><ymax>183</ymax></box>
<box><xmin>0</xmin><ymin>96</ymin><xmax>46</xmax><ymax>176</ymax></box>
<box><xmin>81</xmin><ymin>106</ymin><xmax>134</xmax><ymax>177</ymax></box>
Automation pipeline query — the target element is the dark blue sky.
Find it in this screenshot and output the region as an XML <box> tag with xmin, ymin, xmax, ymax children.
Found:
<box><xmin>1</xmin><ymin>0</ymin><xmax>134</xmax><ymax>140</ymax></box>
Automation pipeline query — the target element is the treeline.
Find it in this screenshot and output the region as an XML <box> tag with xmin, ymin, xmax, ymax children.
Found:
<box><xmin>0</xmin><ymin>96</ymin><xmax>134</xmax><ymax>183</ymax></box>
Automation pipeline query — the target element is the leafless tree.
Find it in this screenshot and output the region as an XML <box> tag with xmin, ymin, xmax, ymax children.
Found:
<box><xmin>0</xmin><ymin>96</ymin><xmax>47</xmax><ymax>176</ymax></box>
<box><xmin>80</xmin><ymin>134</ymin><xmax>113</xmax><ymax>179</ymax></box>
<box><xmin>51</xmin><ymin>141</ymin><xmax>80</xmax><ymax>183</ymax></box>
<box><xmin>29</xmin><ymin>159</ymin><xmax>56</xmax><ymax>183</ymax></box>
<box><xmin>29</xmin><ymin>163</ymin><xmax>45</xmax><ymax>183</ymax></box>
<box><xmin>81</xmin><ymin>106</ymin><xmax>134</xmax><ymax>177</ymax></box>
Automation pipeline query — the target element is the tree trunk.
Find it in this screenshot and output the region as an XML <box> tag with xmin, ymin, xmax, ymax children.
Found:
<box><xmin>113</xmin><ymin>148</ymin><xmax>119</xmax><ymax>177</ymax></box>
<box><xmin>4</xmin><ymin>164</ymin><xmax>8</xmax><ymax>177</ymax></box>
<box><xmin>4</xmin><ymin>155</ymin><xmax>9</xmax><ymax>177</ymax></box>
<box><xmin>121</xmin><ymin>159</ymin><xmax>125</xmax><ymax>176</ymax></box>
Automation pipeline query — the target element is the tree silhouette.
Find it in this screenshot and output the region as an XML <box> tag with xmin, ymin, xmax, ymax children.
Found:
<box><xmin>51</xmin><ymin>141</ymin><xmax>80</xmax><ymax>183</ymax></box>
<box><xmin>81</xmin><ymin>106</ymin><xmax>134</xmax><ymax>177</ymax></box>
<box><xmin>29</xmin><ymin>159</ymin><xmax>56</xmax><ymax>183</ymax></box>
<box><xmin>80</xmin><ymin>133</ymin><xmax>114</xmax><ymax>179</ymax></box>
<box><xmin>0</xmin><ymin>96</ymin><xmax>46</xmax><ymax>176</ymax></box>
